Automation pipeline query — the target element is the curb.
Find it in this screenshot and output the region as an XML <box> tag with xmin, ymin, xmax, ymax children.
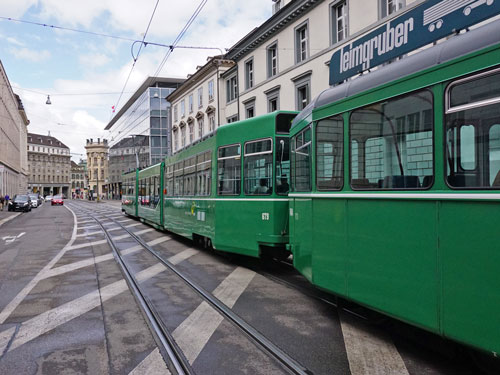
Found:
<box><xmin>0</xmin><ymin>213</ymin><xmax>21</xmax><ymax>228</ymax></box>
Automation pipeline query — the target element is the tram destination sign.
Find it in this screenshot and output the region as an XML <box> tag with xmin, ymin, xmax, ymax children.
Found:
<box><xmin>329</xmin><ymin>0</ymin><xmax>500</xmax><ymax>86</ymax></box>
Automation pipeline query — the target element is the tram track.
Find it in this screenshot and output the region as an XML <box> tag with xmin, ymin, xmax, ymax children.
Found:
<box><xmin>72</xmin><ymin>204</ymin><xmax>313</xmax><ymax>375</ymax></box>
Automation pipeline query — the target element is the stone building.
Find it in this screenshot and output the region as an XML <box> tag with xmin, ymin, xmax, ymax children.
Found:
<box><xmin>85</xmin><ymin>138</ymin><xmax>109</xmax><ymax>199</ymax></box>
<box><xmin>70</xmin><ymin>160</ymin><xmax>87</xmax><ymax>199</ymax></box>
<box><xmin>27</xmin><ymin>133</ymin><xmax>71</xmax><ymax>197</ymax></box>
<box><xmin>167</xmin><ymin>56</ymin><xmax>235</xmax><ymax>154</ymax></box>
<box><xmin>0</xmin><ymin>60</ymin><xmax>30</xmax><ymax>197</ymax></box>
<box><xmin>108</xmin><ymin>135</ymin><xmax>149</xmax><ymax>199</ymax></box>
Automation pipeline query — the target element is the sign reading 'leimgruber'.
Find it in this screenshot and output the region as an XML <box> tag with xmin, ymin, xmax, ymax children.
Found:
<box><xmin>329</xmin><ymin>0</ymin><xmax>500</xmax><ymax>86</ymax></box>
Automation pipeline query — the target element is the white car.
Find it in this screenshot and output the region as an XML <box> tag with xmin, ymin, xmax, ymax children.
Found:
<box><xmin>45</xmin><ymin>195</ymin><xmax>53</xmax><ymax>202</ymax></box>
<box><xmin>28</xmin><ymin>194</ymin><xmax>38</xmax><ymax>208</ymax></box>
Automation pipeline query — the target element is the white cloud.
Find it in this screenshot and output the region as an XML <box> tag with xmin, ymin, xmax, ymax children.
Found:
<box><xmin>10</xmin><ymin>47</ymin><xmax>51</xmax><ymax>62</ymax></box>
<box><xmin>79</xmin><ymin>53</ymin><xmax>112</xmax><ymax>68</ymax></box>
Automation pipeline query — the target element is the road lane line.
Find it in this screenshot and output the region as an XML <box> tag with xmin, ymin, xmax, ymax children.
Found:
<box><xmin>66</xmin><ymin>239</ymin><xmax>108</xmax><ymax>250</ymax></box>
<box><xmin>125</xmin><ymin>223</ymin><xmax>141</xmax><ymax>228</ymax></box>
<box><xmin>78</xmin><ymin>220</ymin><xmax>95</xmax><ymax>224</ymax></box>
<box><xmin>339</xmin><ymin>311</ymin><xmax>409</xmax><ymax>375</ymax></box>
<box><xmin>0</xmin><ymin>205</ymin><xmax>78</xmax><ymax>325</ymax></box>
<box><xmin>128</xmin><ymin>348</ymin><xmax>171</xmax><ymax>375</ymax></box>
<box><xmin>172</xmin><ymin>267</ymin><xmax>255</xmax><ymax>364</ymax></box>
<box><xmin>78</xmin><ymin>225</ymin><xmax>99</xmax><ymax>230</ymax></box>
<box><xmin>3</xmin><ymin>248</ymin><xmax>199</xmax><ymax>352</ymax></box>
<box><xmin>0</xmin><ymin>326</ymin><xmax>16</xmax><ymax>356</ymax></box>
<box><xmin>42</xmin><ymin>237</ymin><xmax>172</xmax><ymax>279</ymax></box>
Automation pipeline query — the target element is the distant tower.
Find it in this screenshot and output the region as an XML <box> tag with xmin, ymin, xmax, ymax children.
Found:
<box><xmin>85</xmin><ymin>138</ymin><xmax>109</xmax><ymax>199</ymax></box>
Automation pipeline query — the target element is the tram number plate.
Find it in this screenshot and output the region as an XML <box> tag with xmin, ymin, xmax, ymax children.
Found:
<box><xmin>262</xmin><ymin>212</ymin><xmax>270</xmax><ymax>221</ymax></box>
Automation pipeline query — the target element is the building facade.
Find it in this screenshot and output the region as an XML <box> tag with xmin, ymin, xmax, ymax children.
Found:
<box><xmin>106</xmin><ymin>77</ymin><xmax>184</xmax><ymax>164</ymax></box>
<box><xmin>222</xmin><ymin>0</ymin><xmax>420</xmax><ymax>122</ymax></box>
<box><xmin>85</xmin><ymin>138</ymin><xmax>109</xmax><ymax>199</ymax></box>
<box><xmin>168</xmin><ymin>56</ymin><xmax>235</xmax><ymax>154</ymax></box>
<box><xmin>70</xmin><ymin>160</ymin><xmax>87</xmax><ymax>199</ymax></box>
<box><xmin>108</xmin><ymin>135</ymin><xmax>149</xmax><ymax>199</ymax></box>
<box><xmin>27</xmin><ymin>133</ymin><xmax>71</xmax><ymax>197</ymax></box>
<box><xmin>0</xmin><ymin>61</ymin><xmax>30</xmax><ymax>197</ymax></box>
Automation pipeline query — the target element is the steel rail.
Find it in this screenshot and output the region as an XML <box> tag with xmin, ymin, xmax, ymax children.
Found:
<box><xmin>75</xmin><ymin>206</ymin><xmax>193</xmax><ymax>375</ymax></box>
<box><xmin>93</xmin><ymin>207</ymin><xmax>313</xmax><ymax>375</ymax></box>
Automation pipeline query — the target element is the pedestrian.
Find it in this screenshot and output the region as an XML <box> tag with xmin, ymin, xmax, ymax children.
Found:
<box><xmin>0</xmin><ymin>194</ymin><xmax>4</xmax><ymax>211</ymax></box>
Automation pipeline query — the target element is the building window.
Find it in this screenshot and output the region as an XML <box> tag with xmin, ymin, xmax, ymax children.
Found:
<box><xmin>181</xmin><ymin>100</ymin><xmax>185</xmax><ymax>117</ymax></box>
<box><xmin>189</xmin><ymin>122</ymin><xmax>194</xmax><ymax>143</ymax></box>
<box><xmin>208</xmin><ymin>80</ymin><xmax>214</xmax><ymax>101</ymax></box>
<box><xmin>245</xmin><ymin>101</ymin><xmax>255</xmax><ymax>119</ymax></box>
<box><xmin>189</xmin><ymin>94</ymin><xmax>194</xmax><ymax>113</ymax></box>
<box><xmin>295</xmin><ymin>22</ymin><xmax>309</xmax><ymax>63</ymax></box>
<box><xmin>181</xmin><ymin>126</ymin><xmax>186</xmax><ymax>148</ymax></box>
<box><xmin>245</xmin><ymin>58</ymin><xmax>254</xmax><ymax>90</ymax></box>
<box><xmin>209</xmin><ymin>113</ymin><xmax>215</xmax><ymax>132</ymax></box>
<box><xmin>198</xmin><ymin>118</ymin><xmax>204</xmax><ymax>138</ymax></box>
<box><xmin>266</xmin><ymin>88</ymin><xmax>280</xmax><ymax>113</ymax></box>
<box><xmin>174</xmin><ymin>104</ymin><xmax>178</xmax><ymax>122</ymax></box>
<box><xmin>227</xmin><ymin>115</ymin><xmax>238</xmax><ymax>124</ymax></box>
<box><xmin>267</xmin><ymin>42</ymin><xmax>278</xmax><ymax>78</ymax></box>
<box><xmin>380</xmin><ymin>0</ymin><xmax>405</xmax><ymax>18</ymax></box>
<box><xmin>173</xmin><ymin>129</ymin><xmax>178</xmax><ymax>151</ymax></box>
<box><xmin>198</xmin><ymin>87</ymin><xmax>203</xmax><ymax>108</ymax></box>
<box><xmin>295</xmin><ymin>77</ymin><xmax>311</xmax><ymax>110</ymax></box>
<box><xmin>226</xmin><ymin>75</ymin><xmax>238</xmax><ymax>103</ymax></box>
<box><xmin>332</xmin><ymin>1</ymin><xmax>348</xmax><ymax>44</ymax></box>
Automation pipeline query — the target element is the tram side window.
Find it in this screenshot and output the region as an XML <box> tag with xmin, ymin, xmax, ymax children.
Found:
<box><xmin>292</xmin><ymin>126</ymin><xmax>312</xmax><ymax>191</ymax></box>
<box><xmin>166</xmin><ymin>165</ymin><xmax>174</xmax><ymax>197</ymax></box>
<box><xmin>217</xmin><ymin>144</ymin><xmax>241</xmax><ymax>195</ymax></box>
<box><xmin>174</xmin><ymin>161</ymin><xmax>184</xmax><ymax>196</ymax></box>
<box><xmin>446</xmin><ymin>68</ymin><xmax>500</xmax><ymax>188</ymax></box>
<box><xmin>244</xmin><ymin>139</ymin><xmax>273</xmax><ymax>195</ymax></box>
<box><xmin>184</xmin><ymin>157</ymin><xmax>196</xmax><ymax>196</ymax></box>
<box><xmin>139</xmin><ymin>179</ymin><xmax>147</xmax><ymax>205</ymax></box>
<box><xmin>350</xmin><ymin>90</ymin><xmax>434</xmax><ymax>190</ymax></box>
<box><xmin>276</xmin><ymin>136</ymin><xmax>290</xmax><ymax>195</ymax></box>
<box><xmin>316</xmin><ymin>115</ymin><xmax>343</xmax><ymax>190</ymax></box>
<box><xmin>196</xmin><ymin>151</ymin><xmax>211</xmax><ymax>196</ymax></box>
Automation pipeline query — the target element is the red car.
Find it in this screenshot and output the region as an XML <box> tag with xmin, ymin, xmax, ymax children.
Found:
<box><xmin>51</xmin><ymin>195</ymin><xmax>64</xmax><ymax>206</ymax></box>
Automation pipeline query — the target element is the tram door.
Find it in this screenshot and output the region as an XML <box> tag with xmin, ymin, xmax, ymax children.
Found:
<box><xmin>290</xmin><ymin>126</ymin><xmax>314</xmax><ymax>282</ymax></box>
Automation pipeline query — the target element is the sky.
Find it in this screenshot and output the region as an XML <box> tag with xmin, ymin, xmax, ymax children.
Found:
<box><xmin>0</xmin><ymin>0</ymin><xmax>272</xmax><ymax>161</ymax></box>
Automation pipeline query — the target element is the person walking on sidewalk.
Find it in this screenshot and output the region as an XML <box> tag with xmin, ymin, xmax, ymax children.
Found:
<box><xmin>0</xmin><ymin>194</ymin><xmax>4</xmax><ymax>211</ymax></box>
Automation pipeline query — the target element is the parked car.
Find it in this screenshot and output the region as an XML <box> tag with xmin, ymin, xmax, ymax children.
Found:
<box><xmin>45</xmin><ymin>195</ymin><xmax>53</xmax><ymax>202</ymax></box>
<box><xmin>51</xmin><ymin>195</ymin><xmax>64</xmax><ymax>206</ymax></box>
<box><xmin>28</xmin><ymin>194</ymin><xmax>39</xmax><ymax>208</ymax></box>
<box><xmin>8</xmin><ymin>195</ymin><xmax>32</xmax><ymax>212</ymax></box>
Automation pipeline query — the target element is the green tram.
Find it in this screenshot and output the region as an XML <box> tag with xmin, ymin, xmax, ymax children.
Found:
<box><xmin>164</xmin><ymin>111</ymin><xmax>296</xmax><ymax>257</ymax></box>
<box><xmin>122</xmin><ymin>111</ymin><xmax>297</xmax><ymax>257</ymax></box>
<box><xmin>288</xmin><ymin>21</ymin><xmax>500</xmax><ymax>355</ymax></box>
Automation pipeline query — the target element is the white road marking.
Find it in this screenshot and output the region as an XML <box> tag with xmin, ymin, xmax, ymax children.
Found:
<box><xmin>66</xmin><ymin>239</ymin><xmax>108</xmax><ymax>250</ymax></box>
<box><xmin>340</xmin><ymin>311</ymin><xmax>409</xmax><ymax>375</ymax></box>
<box><xmin>2</xmin><ymin>232</ymin><xmax>26</xmax><ymax>244</ymax></box>
<box><xmin>78</xmin><ymin>225</ymin><xmax>99</xmax><ymax>230</ymax></box>
<box><xmin>1</xmin><ymin>248</ymin><xmax>198</xmax><ymax>352</ymax></box>
<box><xmin>172</xmin><ymin>267</ymin><xmax>255</xmax><ymax>364</ymax></box>
<box><xmin>78</xmin><ymin>220</ymin><xmax>95</xmax><ymax>224</ymax></box>
<box><xmin>125</xmin><ymin>223</ymin><xmax>141</xmax><ymax>228</ymax></box>
<box><xmin>128</xmin><ymin>348</ymin><xmax>171</xmax><ymax>375</ymax></box>
<box><xmin>42</xmin><ymin>237</ymin><xmax>172</xmax><ymax>279</ymax></box>
<box><xmin>0</xmin><ymin>326</ymin><xmax>16</xmax><ymax>355</ymax></box>
<box><xmin>76</xmin><ymin>231</ymin><xmax>103</xmax><ymax>237</ymax></box>
<box><xmin>0</xmin><ymin>205</ymin><xmax>78</xmax><ymax>325</ymax></box>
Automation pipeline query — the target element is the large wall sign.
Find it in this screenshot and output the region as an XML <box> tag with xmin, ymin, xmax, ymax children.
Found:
<box><xmin>329</xmin><ymin>0</ymin><xmax>500</xmax><ymax>86</ymax></box>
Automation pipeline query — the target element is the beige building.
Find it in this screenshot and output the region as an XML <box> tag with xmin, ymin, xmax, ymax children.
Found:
<box><xmin>85</xmin><ymin>138</ymin><xmax>109</xmax><ymax>199</ymax></box>
<box><xmin>223</xmin><ymin>0</ymin><xmax>421</xmax><ymax>121</ymax></box>
<box><xmin>168</xmin><ymin>56</ymin><xmax>234</xmax><ymax>153</ymax></box>
<box><xmin>27</xmin><ymin>133</ymin><xmax>71</xmax><ymax>197</ymax></box>
<box><xmin>70</xmin><ymin>160</ymin><xmax>87</xmax><ymax>199</ymax></box>
<box><xmin>0</xmin><ymin>60</ymin><xmax>30</xmax><ymax>197</ymax></box>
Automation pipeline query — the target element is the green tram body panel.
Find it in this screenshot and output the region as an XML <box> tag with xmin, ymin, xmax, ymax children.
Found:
<box><xmin>121</xmin><ymin>170</ymin><xmax>138</xmax><ymax>217</ymax></box>
<box><xmin>289</xmin><ymin>23</ymin><xmax>500</xmax><ymax>355</ymax></box>
<box><xmin>137</xmin><ymin>163</ymin><xmax>164</xmax><ymax>228</ymax></box>
<box><xmin>164</xmin><ymin>112</ymin><xmax>296</xmax><ymax>257</ymax></box>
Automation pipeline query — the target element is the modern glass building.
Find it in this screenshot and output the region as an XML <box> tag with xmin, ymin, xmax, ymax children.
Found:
<box><xmin>105</xmin><ymin>77</ymin><xmax>185</xmax><ymax>165</ymax></box>
<box><xmin>104</xmin><ymin>77</ymin><xmax>184</xmax><ymax>199</ymax></box>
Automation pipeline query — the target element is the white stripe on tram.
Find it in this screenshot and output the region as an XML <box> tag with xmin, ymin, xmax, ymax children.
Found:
<box><xmin>288</xmin><ymin>193</ymin><xmax>500</xmax><ymax>200</ymax></box>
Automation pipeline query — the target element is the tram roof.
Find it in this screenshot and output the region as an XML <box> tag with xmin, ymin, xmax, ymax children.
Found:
<box><xmin>291</xmin><ymin>20</ymin><xmax>500</xmax><ymax>129</ymax></box>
